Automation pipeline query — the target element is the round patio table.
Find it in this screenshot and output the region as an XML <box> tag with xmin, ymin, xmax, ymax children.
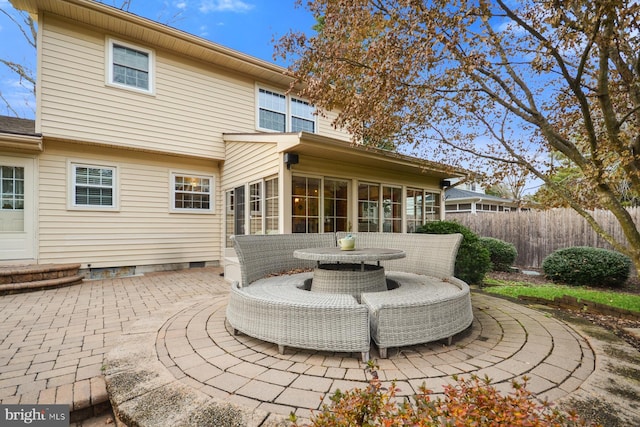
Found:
<box><xmin>293</xmin><ymin>247</ymin><xmax>406</xmax><ymax>300</ymax></box>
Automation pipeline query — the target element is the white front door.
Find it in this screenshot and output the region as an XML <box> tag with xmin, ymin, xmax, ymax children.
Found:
<box><xmin>0</xmin><ymin>156</ymin><xmax>35</xmax><ymax>261</ymax></box>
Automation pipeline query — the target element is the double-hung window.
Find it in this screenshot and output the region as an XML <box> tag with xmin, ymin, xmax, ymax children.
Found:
<box><xmin>172</xmin><ymin>173</ymin><xmax>214</xmax><ymax>213</ymax></box>
<box><xmin>258</xmin><ymin>89</ymin><xmax>286</xmax><ymax>131</ymax></box>
<box><xmin>257</xmin><ymin>87</ymin><xmax>316</xmax><ymax>133</ymax></box>
<box><xmin>71</xmin><ymin>163</ymin><xmax>117</xmax><ymax>210</ymax></box>
<box><xmin>290</xmin><ymin>98</ymin><xmax>315</xmax><ymax>132</ymax></box>
<box><xmin>107</xmin><ymin>38</ymin><xmax>154</xmax><ymax>93</ymax></box>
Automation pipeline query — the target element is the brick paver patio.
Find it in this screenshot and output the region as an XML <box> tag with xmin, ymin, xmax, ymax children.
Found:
<box><xmin>1</xmin><ymin>267</ymin><xmax>639</xmax><ymax>426</ymax></box>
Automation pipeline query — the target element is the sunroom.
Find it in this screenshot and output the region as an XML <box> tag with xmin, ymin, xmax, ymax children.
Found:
<box><xmin>222</xmin><ymin>131</ymin><xmax>465</xmax><ymax>280</ymax></box>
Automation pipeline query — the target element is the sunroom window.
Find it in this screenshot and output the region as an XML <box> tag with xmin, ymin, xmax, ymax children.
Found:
<box><xmin>407</xmin><ymin>188</ymin><xmax>440</xmax><ymax>232</ymax></box>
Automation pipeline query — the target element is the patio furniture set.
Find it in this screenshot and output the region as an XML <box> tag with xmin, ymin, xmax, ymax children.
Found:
<box><xmin>226</xmin><ymin>232</ymin><xmax>473</xmax><ymax>361</ymax></box>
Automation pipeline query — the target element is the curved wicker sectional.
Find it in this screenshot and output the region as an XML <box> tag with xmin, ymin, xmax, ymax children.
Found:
<box><xmin>226</xmin><ymin>232</ymin><xmax>473</xmax><ymax>360</ymax></box>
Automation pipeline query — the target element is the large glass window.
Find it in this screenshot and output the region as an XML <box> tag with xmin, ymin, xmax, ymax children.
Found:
<box><xmin>265</xmin><ymin>177</ymin><xmax>279</xmax><ymax>234</ymax></box>
<box><xmin>249</xmin><ymin>182</ymin><xmax>262</xmax><ymax>234</ymax></box>
<box><xmin>383</xmin><ymin>186</ymin><xmax>402</xmax><ymax>233</ymax></box>
<box><xmin>225</xmin><ymin>190</ymin><xmax>234</xmax><ymax>247</ymax></box>
<box><xmin>323</xmin><ymin>179</ymin><xmax>348</xmax><ymax>232</ymax></box>
<box><xmin>72</xmin><ymin>164</ymin><xmax>116</xmax><ymax>209</ymax></box>
<box><xmin>108</xmin><ymin>39</ymin><xmax>153</xmax><ymax>93</ymax></box>
<box><xmin>358</xmin><ymin>183</ymin><xmax>379</xmax><ymax>232</ymax></box>
<box><xmin>292</xmin><ymin>176</ymin><xmax>320</xmax><ymax>233</ymax></box>
<box><xmin>407</xmin><ymin>188</ymin><xmax>440</xmax><ymax>232</ymax></box>
<box><xmin>234</xmin><ymin>185</ymin><xmax>245</xmax><ymax>235</ymax></box>
<box><xmin>172</xmin><ymin>173</ymin><xmax>213</xmax><ymax>212</ymax></box>
<box><xmin>225</xmin><ymin>177</ymin><xmax>278</xmax><ymax>246</ymax></box>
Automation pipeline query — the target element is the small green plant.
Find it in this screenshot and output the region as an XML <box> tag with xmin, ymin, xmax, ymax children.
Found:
<box><xmin>417</xmin><ymin>221</ymin><xmax>491</xmax><ymax>285</ymax></box>
<box><xmin>480</xmin><ymin>236</ymin><xmax>518</xmax><ymax>272</ymax></box>
<box><xmin>542</xmin><ymin>247</ymin><xmax>631</xmax><ymax>287</ymax></box>
<box><xmin>289</xmin><ymin>363</ymin><xmax>599</xmax><ymax>426</ymax></box>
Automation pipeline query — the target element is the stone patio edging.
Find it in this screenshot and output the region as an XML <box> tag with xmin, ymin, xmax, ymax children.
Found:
<box><xmin>104</xmin><ymin>296</ymin><xmax>291</xmax><ymax>427</ymax></box>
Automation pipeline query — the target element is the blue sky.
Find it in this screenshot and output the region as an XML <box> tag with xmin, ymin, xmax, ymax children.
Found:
<box><xmin>0</xmin><ymin>0</ymin><xmax>317</xmax><ymax>118</ymax></box>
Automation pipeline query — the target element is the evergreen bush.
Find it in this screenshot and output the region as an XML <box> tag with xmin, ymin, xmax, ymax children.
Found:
<box><xmin>480</xmin><ymin>236</ymin><xmax>518</xmax><ymax>272</ymax></box>
<box><xmin>417</xmin><ymin>221</ymin><xmax>491</xmax><ymax>285</ymax></box>
<box><xmin>542</xmin><ymin>246</ymin><xmax>631</xmax><ymax>287</ymax></box>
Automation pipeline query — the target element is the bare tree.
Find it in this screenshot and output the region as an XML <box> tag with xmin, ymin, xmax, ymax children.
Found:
<box><xmin>0</xmin><ymin>7</ymin><xmax>36</xmax><ymax>117</ymax></box>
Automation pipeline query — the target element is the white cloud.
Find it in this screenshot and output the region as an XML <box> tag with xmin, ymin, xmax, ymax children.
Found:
<box><xmin>198</xmin><ymin>0</ymin><xmax>254</xmax><ymax>13</ymax></box>
<box><xmin>174</xmin><ymin>1</ymin><xmax>187</xmax><ymax>10</ymax></box>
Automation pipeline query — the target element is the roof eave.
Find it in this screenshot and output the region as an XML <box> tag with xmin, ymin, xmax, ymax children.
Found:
<box><xmin>10</xmin><ymin>0</ymin><xmax>293</xmax><ymax>87</ymax></box>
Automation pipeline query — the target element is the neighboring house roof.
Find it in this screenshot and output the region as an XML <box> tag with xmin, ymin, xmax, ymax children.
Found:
<box><xmin>0</xmin><ymin>115</ymin><xmax>42</xmax><ymax>152</ymax></box>
<box><xmin>0</xmin><ymin>115</ymin><xmax>37</xmax><ymax>136</ymax></box>
<box><xmin>445</xmin><ymin>187</ymin><xmax>517</xmax><ymax>205</ymax></box>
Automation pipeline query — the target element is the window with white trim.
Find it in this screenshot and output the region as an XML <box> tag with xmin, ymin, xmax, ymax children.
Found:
<box><xmin>382</xmin><ymin>185</ymin><xmax>402</xmax><ymax>233</ymax></box>
<box><xmin>107</xmin><ymin>38</ymin><xmax>154</xmax><ymax>93</ymax></box>
<box><xmin>224</xmin><ymin>177</ymin><xmax>279</xmax><ymax>246</ymax></box>
<box><xmin>291</xmin><ymin>98</ymin><xmax>315</xmax><ymax>132</ymax></box>
<box><xmin>1</xmin><ymin>166</ymin><xmax>24</xmax><ymax>210</ymax></box>
<box><xmin>257</xmin><ymin>87</ymin><xmax>316</xmax><ymax>133</ymax></box>
<box><xmin>171</xmin><ymin>173</ymin><xmax>214</xmax><ymax>212</ymax></box>
<box><xmin>292</xmin><ymin>176</ymin><xmax>320</xmax><ymax>233</ymax></box>
<box><xmin>71</xmin><ymin>164</ymin><xmax>117</xmax><ymax>209</ymax></box>
<box><xmin>406</xmin><ymin>188</ymin><xmax>440</xmax><ymax>232</ymax></box>
<box><xmin>258</xmin><ymin>89</ymin><xmax>286</xmax><ymax>131</ymax></box>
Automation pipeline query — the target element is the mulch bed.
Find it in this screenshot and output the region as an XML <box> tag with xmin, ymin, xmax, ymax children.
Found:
<box><xmin>485</xmin><ymin>270</ymin><xmax>640</xmax><ymax>353</ymax></box>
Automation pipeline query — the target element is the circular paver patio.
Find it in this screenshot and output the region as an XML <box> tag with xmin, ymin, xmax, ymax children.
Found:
<box><xmin>112</xmin><ymin>291</ymin><xmax>594</xmax><ymax>424</ymax></box>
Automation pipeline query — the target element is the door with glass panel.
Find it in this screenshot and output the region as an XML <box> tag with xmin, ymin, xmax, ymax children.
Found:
<box><xmin>0</xmin><ymin>156</ymin><xmax>34</xmax><ymax>260</ymax></box>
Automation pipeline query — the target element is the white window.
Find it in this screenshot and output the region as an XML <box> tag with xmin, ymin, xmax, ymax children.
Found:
<box><xmin>171</xmin><ymin>173</ymin><xmax>214</xmax><ymax>213</ymax></box>
<box><xmin>258</xmin><ymin>89</ymin><xmax>286</xmax><ymax>131</ymax></box>
<box><xmin>291</xmin><ymin>98</ymin><xmax>315</xmax><ymax>132</ymax></box>
<box><xmin>1</xmin><ymin>166</ymin><xmax>24</xmax><ymax>210</ymax></box>
<box><xmin>107</xmin><ymin>38</ymin><xmax>154</xmax><ymax>93</ymax></box>
<box><xmin>406</xmin><ymin>188</ymin><xmax>440</xmax><ymax>232</ymax></box>
<box><xmin>71</xmin><ymin>163</ymin><xmax>117</xmax><ymax>210</ymax></box>
<box><xmin>257</xmin><ymin>87</ymin><xmax>316</xmax><ymax>133</ymax></box>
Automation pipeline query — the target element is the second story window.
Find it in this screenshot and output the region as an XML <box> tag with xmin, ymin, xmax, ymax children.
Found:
<box><xmin>291</xmin><ymin>98</ymin><xmax>315</xmax><ymax>132</ymax></box>
<box><xmin>258</xmin><ymin>89</ymin><xmax>286</xmax><ymax>131</ymax></box>
<box><xmin>107</xmin><ymin>38</ymin><xmax>154</xmax><ymax>94</ymax></box>
<box><xmin>257</xmin><ymin>87</ymin><xmax>316</xmax><ymax>133</ymax></box>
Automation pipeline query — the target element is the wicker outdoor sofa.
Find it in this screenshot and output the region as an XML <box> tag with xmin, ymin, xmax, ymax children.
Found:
<box><xmin>226</xmin><ymin>232</ymin><xmax>473</xmax><ymax>360</ymax></box>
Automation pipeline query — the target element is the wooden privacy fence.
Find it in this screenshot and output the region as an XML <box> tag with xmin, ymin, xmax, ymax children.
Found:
<box><xmin>451</xmin><ymin>207</ymin><xmax>640</xmax><ymax>269</ymax></box>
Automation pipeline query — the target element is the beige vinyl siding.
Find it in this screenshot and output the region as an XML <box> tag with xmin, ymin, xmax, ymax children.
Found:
<box><xmin>316</xmin><ymin>109</ymin><xmax>351</xmax><ymax>142</ymax></box>
<box><xmin>37</xmin><ymin>141</ymin><xmax>221</xmax><ymax>268</ymax></box>
<box><xmin>39</xmin><ymin>14</ymin><xmax>256</xmax><ymax>159</ymax></box>
<box><xmin>222</xmin><ymin>141</ymin><xmax>280</xmax><ymax>189</ymax></box>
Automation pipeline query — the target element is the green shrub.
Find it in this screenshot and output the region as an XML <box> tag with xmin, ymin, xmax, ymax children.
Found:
<box><xmin>290</xmin><ymin>363</ymin><xmax>596</xmax><ymax>426</ymax></box>
<box><xmin>542</xmin><ymin>246</ymin><xmax>631</xmax><ymax>287</ymax></box>
<box><xmin>417</xmin><ymin>221</ymin><xmax>491</xmax><ymax>285</ymax></box>
<box><xmin>480</xmin><ymin>236</ymin><xmax>518</xmax><ymax>272</ymax></box>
